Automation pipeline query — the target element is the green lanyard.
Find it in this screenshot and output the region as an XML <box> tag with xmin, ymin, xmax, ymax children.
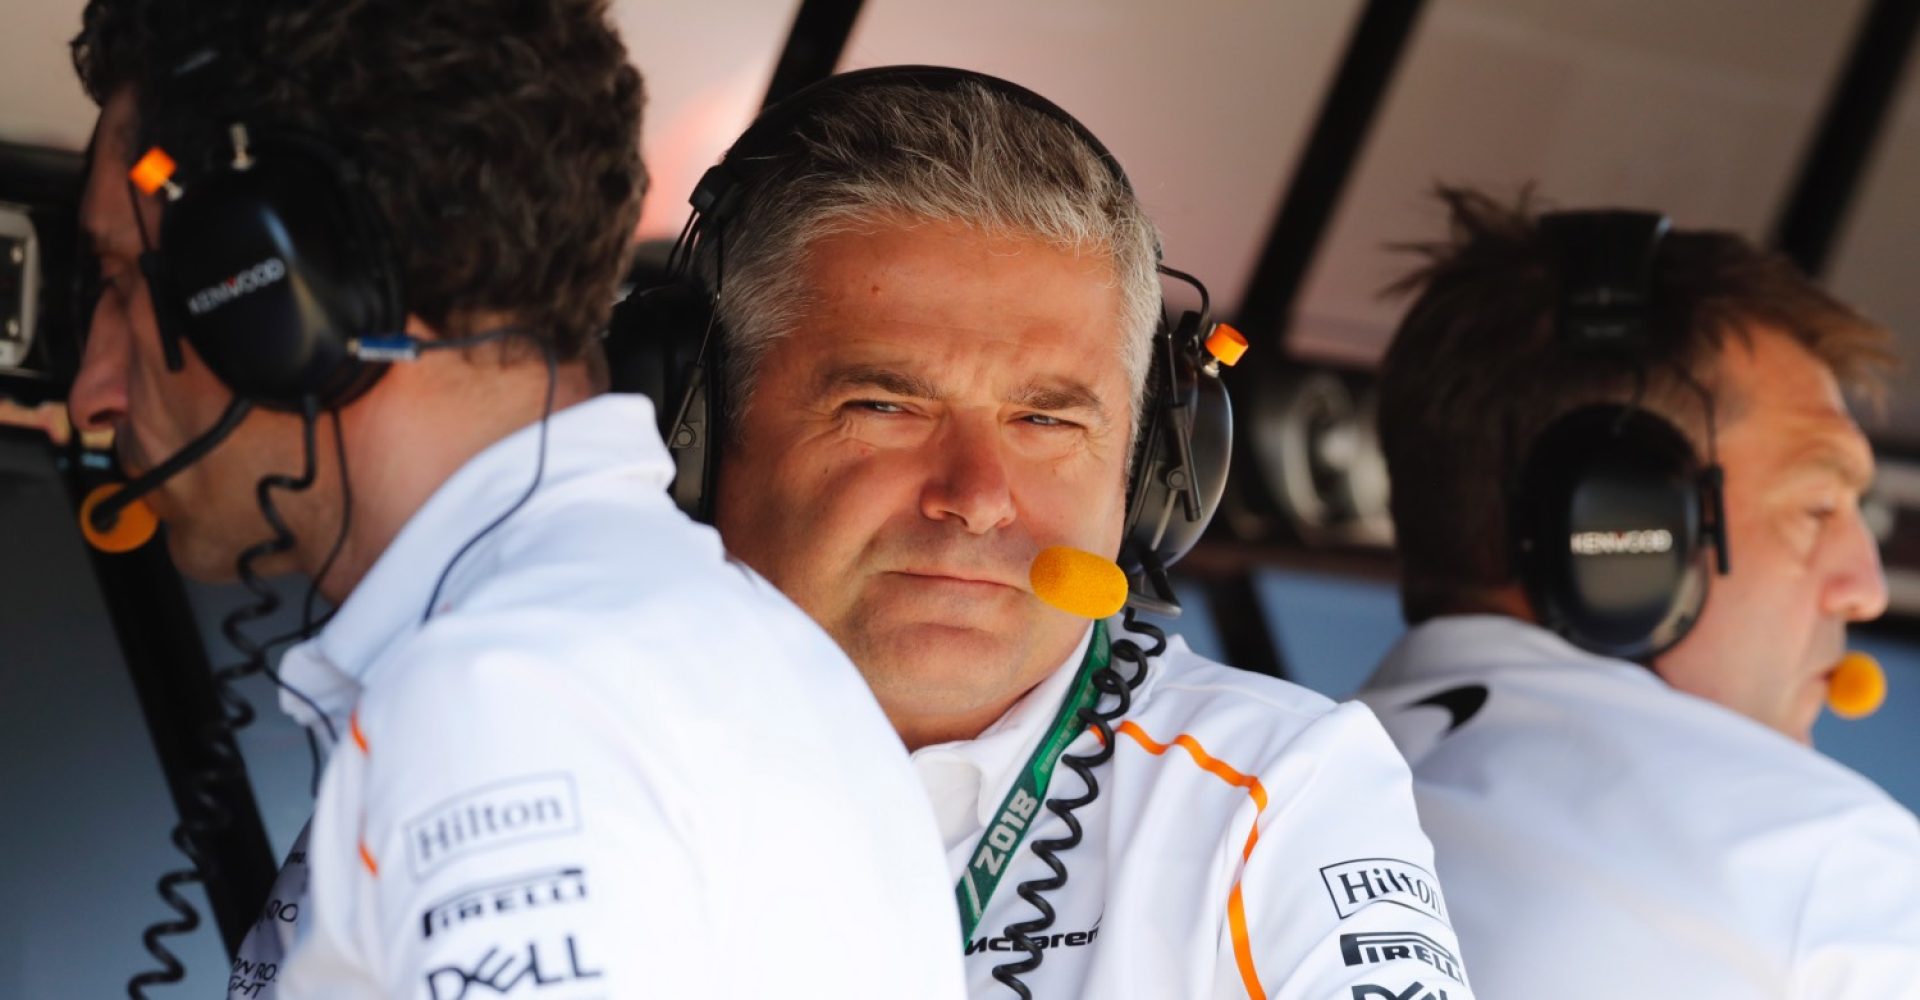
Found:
<box><xmin>954</xmin><ymin>620</ymin><xmax>1110</xmax><ymax>946</ymax></box>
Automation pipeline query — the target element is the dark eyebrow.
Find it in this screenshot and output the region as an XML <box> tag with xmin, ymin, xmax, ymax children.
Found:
<box><xmin>1011</xmin><ymin>379</ymin><xmax>1107</xmax><ymax>420</ymax></box>
<box><xmin>815</xmin><ymin>363</ymin><xmax>944</xmax><ymax>401</ymax></box>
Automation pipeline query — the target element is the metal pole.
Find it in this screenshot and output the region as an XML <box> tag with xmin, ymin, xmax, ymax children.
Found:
<box><xmin>1772</xmin><ymin>0</ymin><xmax>1920</xmax><ymax>276</ymax></box>
<box><xmin>1235</xmin><ymin>0</ymin><xmax>1430</xmax><ymax>338</ymax></box>
<box><xmin>761</xmin><ymin>0</ymin><xmax>869</xmax><ymax>109</ymax></box>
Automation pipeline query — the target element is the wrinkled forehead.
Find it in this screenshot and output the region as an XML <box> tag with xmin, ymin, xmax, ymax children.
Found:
<box><xmin>790</xmin><ymin>222</ymin><xmax>1133</xmax><ymax>393</ymax></box>
<box><xmin>1716</xmin><ymin>326</ymin><xmax>1875</xmax><ymax>487</ymax></box>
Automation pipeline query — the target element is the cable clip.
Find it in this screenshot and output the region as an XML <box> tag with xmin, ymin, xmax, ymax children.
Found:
<box><xmin>348</xmin><ymin>335</ymin><xmax>421</xmax><ymax>362</ymax></box>
<box><xmin>229</xmin><ymin>123</ymin><xmax>254</xmax><ymax>172</ymax></box>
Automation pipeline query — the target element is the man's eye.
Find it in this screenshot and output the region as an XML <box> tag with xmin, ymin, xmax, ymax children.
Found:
<box><xmin>1019</xmin><ymin>413</ymin><xmax>1075</xmax><ymax>428</ymax></box>
<box><xmin>849</xmin><ymin>400</ymin><xmax>907</xmax><ymax>415</ymax></box>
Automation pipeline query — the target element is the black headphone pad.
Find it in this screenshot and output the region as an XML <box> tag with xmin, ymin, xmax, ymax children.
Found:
<box><xmin>1119</xmin><ymin>331</ymin><xmax>1233</xmax><ymax>576</ymax></box>
<box><xmin>603</xmin><ymin>281</ymin><xmax>722</xmax><ymax>519</ymax></box>
<box><xmin>154</xmin><ymin>134</ymin><xmax>397</xmax><ymax>410</ymax></box>
<box><xmin>1515</xmin><ymin>405</ymin><xmax>1710</xmax><ymax>660</ymax></box>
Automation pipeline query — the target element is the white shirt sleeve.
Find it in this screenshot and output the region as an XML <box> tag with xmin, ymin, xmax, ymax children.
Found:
<box><xmin>1791</xmin><ymin>802</ymin><xmax>1920</xmax><ymax>997</ymax></box>
<box><xmin>295</xmin><ymin>640</ymin><xmax>722</xmax><ymax>999</ymax></box>
<box><xmin>1229</xmin><ymin>702</ymin><xmax>1477</xmax><ymax>1000</ymax></box>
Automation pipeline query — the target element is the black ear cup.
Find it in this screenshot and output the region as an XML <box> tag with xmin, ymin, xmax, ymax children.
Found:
<box><xmin>1514</xmin><ymin>404</ymin><xmax>1711</xmax><ymax>660</ymax></box>
<box><xmin>149</xmin><ymin>130</ymin><xmax>400</xmax><ymax>410</ymax></box>
<box><xmin>1119</xmin><ymin>314</ymin><xmax>1233</xmax><ymax>580</ymax></box>
<box><xmin>603</xmin><ymin>282</ymin><xmax>722</xmax><ymax>519</ymax></box>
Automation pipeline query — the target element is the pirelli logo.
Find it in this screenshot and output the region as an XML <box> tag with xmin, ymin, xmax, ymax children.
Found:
<box><xmin>1340</xmin><ymin>930</ymin><xmax>1464</xmax><ymax>982</ymax></box>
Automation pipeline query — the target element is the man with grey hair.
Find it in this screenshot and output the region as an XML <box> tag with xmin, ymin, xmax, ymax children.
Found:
<box><xmin>649</xmin><ymin>67</ymin><xmax>1476</xmax><ymax>999</ymax></box>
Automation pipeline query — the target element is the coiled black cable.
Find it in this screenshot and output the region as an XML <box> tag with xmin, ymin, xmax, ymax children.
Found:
<box><xmin>127</xmin><ymin>398</ymin><xmax>322</xmax><ymax>999</ymax></box>
<box><xmin>990</xmin><ymin>609</ymin><xmax>1168</xmax><ymax>998</ymax></box>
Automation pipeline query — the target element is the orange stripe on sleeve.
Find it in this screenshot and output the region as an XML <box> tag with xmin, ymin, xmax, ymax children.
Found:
<box><xmin>350</xmin><ymin>710</ymin><xmax>370</xmax><ymax>754</ymax></box>
<box><xmin>1114</xmin><ymin>720</ymin><xmax>1270</xmax><ymax>1000</ymax></box>
<box><xmin>1226</xmin><ymin>884</ymin><xmax>1262</xmax><ymax>999</ymax></box>
<box><xmin>358</xmin><ymin>839</ymin><xmax>380</xmax><ymax>877</ymax></box>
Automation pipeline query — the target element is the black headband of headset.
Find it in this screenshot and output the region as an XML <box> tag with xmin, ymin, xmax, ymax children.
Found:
<box><xmin>692</xmin><ymin>66</ymin><xmax>1136</xmax><ymax>228</ymax></box>
<box><xmin>1540</xmin><ymin>209</ymin><xmax>1671</xmax><ymax>353</ymax></box>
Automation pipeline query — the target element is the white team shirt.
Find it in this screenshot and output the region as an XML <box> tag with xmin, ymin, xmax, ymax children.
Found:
<box><xmin>226</xmin><ymin>394</ymin><xmax>964</xmax><ymax>1000</ymax></box>
<box><xmin>1358</xmin><ymin>615</ymin><xmax>1920</xmax><ymax>999</ymax></box>
<box><xmin>915</xmin><ymin>618</ymin><xmax>1476</xmax><ymax>999</ymax></box>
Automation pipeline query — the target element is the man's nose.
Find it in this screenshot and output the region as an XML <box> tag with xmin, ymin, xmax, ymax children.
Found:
<box><xmin>67</xmin><ymin>298</ymin><xmax>130</xmax><ymax>435</ymax></box>
<box><xmin>919</xmin><ymin>414</ymin><xmax>1017</xmax><ymax>535</ymax></box>
<box><xmin>1824</xmin><ymin>508</ymin><xmax>1890</xmax><ymax>624</ymax></box>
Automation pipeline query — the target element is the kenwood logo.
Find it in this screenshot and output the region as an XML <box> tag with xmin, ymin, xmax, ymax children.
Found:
<box><xmin>1569</xmin><ymin>528</ymin><xmax>1673</xmax><ymax>556</ymax></box>
<box><xmin>186</xmin><ymin>257</ymin><xmax>287</xmax><ymax>316</ymax></box>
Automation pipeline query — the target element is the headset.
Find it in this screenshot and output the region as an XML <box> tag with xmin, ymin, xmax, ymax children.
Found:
<box><xmin>1510</xmin><ymin>210</ymin><xmax>1729</xmax><ymax>662</ymax></box>
<box><xmin>603</xmin><ymin>65</ymin><xmax>1241</xmax><ymax>613</ymax></box>
<box><xmin>135</xmin><ymin>121</ymin><xmax>402</xmax><ymax>410</ymax></box>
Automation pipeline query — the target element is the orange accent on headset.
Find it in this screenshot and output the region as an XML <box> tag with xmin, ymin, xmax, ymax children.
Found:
<box><xmin>129</xmin><ymin>147</ymin><xmax>178</xmax><ymax>196</ymax></box>
<box><xmin>78</xmin><ymin>483</ymin><xmax>160</xmax><ymax>553</ymax></box>
<box><xmin>1204</xmin><ymin>323</ymin><xmax>1248</xmax><ymax>367</ymax></box>
<box><xmin>1114</xmin><ymin>720</ymin><xmax>1269</xmax><ymax>1000</ymax></box>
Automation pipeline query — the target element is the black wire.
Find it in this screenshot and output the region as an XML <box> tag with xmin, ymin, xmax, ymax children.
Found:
<box><xmin>127</xmin><ymin>397</ymin><xmax>323</xmax><ymax>998</ymax></box>
<box><xmin>300</xmin><ymin>407</ymin><xmax>352</xmax><ymax>634</ymax></box>
<box><xmin>421</xmin><ymin>338</ymin><xmax>559</xmax><ymax>622</ymax></box>
<box><xmin>256</xmin><ymin>404</ymin><xmax>353</xmax><ymax>798</ymax></box>
<box><xmin>1157</xmin><ymin>264</ymin><xmax>1211</xmax><ymax>326</ymax></box>
<box><xmin>990</xmin><ymin>611</ymin><xmax>1164</xmax><ymax>998</ymax></box>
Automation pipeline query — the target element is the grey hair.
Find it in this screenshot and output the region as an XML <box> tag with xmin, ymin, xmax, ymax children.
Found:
<box><xmin>691</xmin><ymin>80</ymin><xmax>1163</xmax><ymax>434</ymax></box>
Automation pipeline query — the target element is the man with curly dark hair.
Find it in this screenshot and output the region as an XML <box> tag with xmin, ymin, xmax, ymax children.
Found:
<box><xmin>66</xmin><ymin>2</ymin><xmax>965</xmax><ymax>998</ymax></box>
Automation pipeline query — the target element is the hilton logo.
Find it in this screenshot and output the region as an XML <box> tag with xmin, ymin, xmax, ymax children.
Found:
<box><xmin>1320</xmin><ymin>858</ymin><xmax>1447</xmax><ymax>922</ymax></box>
<box><xmin>405</xmin><ymin>773</ymin><xmax>581</xmax><ymax>879</ymax></box>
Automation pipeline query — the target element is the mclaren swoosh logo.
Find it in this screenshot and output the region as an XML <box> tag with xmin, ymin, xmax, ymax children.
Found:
<box><xmin>1408</xmin><ymin>684</ymin><xmax>1488</xmax><ymax>736</ymax></box>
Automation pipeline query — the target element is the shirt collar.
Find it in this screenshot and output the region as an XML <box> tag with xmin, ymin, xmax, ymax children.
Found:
<box><xmin>1368</xmin><ymin>613</ymin><xmax>1657</xmax><ymax>690</ymax></box>
<box><xmin>275</xmin><ymin>393</ymin><xmax>673</xmax><ymax>731</ymax></box>
<box><xmin>912</xmin><ymin>622</ymin><xmax>1097</xmax><ymax>829</ymax></box>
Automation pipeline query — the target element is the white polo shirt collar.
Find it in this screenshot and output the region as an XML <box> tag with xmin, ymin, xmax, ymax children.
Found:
<box><xmin>911</xmin><ymin>623</ymin><xmax>1095</xmax><ymax>850</ymax></box>
<box><xmin>274</xmin><ymin>393</ymin><xmax>672</xmax><ymax>733</ymax></box>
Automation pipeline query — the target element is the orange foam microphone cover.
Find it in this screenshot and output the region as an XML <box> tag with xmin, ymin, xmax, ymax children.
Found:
<box><xmin>79</xmin><ymin>483</ymin><xmax>160</xmax><ymax>553</ymax></box>
<box><xmin>1030</xmin><ymin>546</ymin><xmax>1129</xmax><ymax>620</ymax></box>
<box><xmin>1827</xmin><ymin>652</ymin><xmax>1887</xmax><ymax>720</ymax></box>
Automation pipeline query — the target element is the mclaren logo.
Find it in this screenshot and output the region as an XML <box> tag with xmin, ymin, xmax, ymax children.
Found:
<box><xmin>187</xmin><ymin>257</ymin><xmax>287</xmax><ymax>316</ymax></box>
<box><xmin>1568</xmin><ymin>528</ymin><xmax>1673</xmax><ymax>556</ymax></box>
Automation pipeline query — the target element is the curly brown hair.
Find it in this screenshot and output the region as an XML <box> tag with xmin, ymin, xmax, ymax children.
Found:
<box><xmin>72</xmin><ymin>0</ymin><xmax>645</xmax><ymax>358</ymax></box>
<box><xmin>1379</xmin><ymin>186</ymin><xmax>1895</xmax><ymax>623</ymax></box>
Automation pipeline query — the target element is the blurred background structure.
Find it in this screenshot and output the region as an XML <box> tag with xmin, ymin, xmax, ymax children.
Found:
<box><xmin>3</xmin><ymin>1</ymin><xmax>1919</xmax><ymax>995</ymax></box>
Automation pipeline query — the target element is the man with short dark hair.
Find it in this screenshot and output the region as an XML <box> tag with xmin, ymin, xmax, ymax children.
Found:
<box><xmin>66</xmin><ymin>3</ymin><xmax>963</xmax><ymax>997</ymax></box>
<box><xmin>1359</xmin><ymin>187</ymin><xmax>1920</xmax><ymax>997</ymax></box>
